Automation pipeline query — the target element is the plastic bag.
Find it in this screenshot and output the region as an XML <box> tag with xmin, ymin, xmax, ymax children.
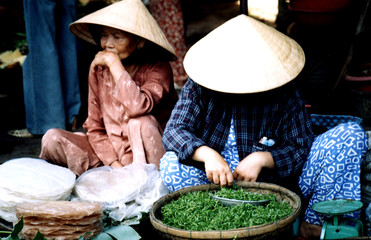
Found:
<box><xmin>73</xmin><ymin>163</ymin><xmax>168</xmax><ymax>223</ymax></box>
<box><xmin>0</xmin><ymin>158</ymin><xmax>76</xmax><ymax>223</ymax></box>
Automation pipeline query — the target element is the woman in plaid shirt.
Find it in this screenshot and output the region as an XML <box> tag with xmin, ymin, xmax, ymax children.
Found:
<box><xmin>160</xmin><ymin>15</ymin><xmax>368</xmax><ymax>239</ymax></box>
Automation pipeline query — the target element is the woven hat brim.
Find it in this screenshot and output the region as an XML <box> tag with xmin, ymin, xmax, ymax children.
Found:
<box><xmin>69</xmin><ymin>0</ymin><xmax>176</xmax><ymax>60</ymax></box>
<box><xmin>183</xmin><ymin>14</ymin><xmax>305</xmax><ymax>94</ymax></box>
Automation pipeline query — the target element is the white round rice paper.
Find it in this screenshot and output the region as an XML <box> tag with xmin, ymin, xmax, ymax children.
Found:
<box><xmin>73</xmin><ymin>163</ymin><xmax>169</xmax><ymax>223</ymax></box>
<box><xmin>0</xmin><ymin>158</ymin><xmax>76</xmax><ymax>223</ymax></box>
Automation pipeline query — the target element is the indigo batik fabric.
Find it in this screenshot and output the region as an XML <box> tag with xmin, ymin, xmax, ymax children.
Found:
<box><xmin>160</xmin><ymin>119</ymin><xmax>240</xmax><ymax>192</ymax></box>
<box><xmin>299</xmin><ymin>122</ymin><xmax>368</xmax><ymax>225</ymax></box>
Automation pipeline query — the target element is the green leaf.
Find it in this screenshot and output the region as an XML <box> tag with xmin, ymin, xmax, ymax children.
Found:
<box><xmin>91</xmin><ymin>232</ymin><xmax>113</xmax><ymax>240</ymax></box>
<box><xmin>78</xmin><ymin>232</ymin><xmax>93</xmax><ymax>240</ymax></box>
<box><xmin>92</xmin><ymin>226</ymin><xmax>141</xmax><ymax>240</ymax></box>
<box><xmin>1</xmin><ymin>218</ymin><xmax>23</xmax><ymax>240</ymax></box>
<box><xmin>1</xmin><ymin>234</ymin><xmax>20</xmax><ymax>240</ymax></box>
<box><xmin>32</xmin><ymin>231</ymin><xmax>46</xmax><ymax>240</ymax></box>
<box><xmin>11</xmin><ymin>218</ymin><xmax>23</xmax><ymax>239</ymax></box>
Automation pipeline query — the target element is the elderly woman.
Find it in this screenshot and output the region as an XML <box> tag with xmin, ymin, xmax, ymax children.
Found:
<box><xmin>39</xmin><ymin>0</ymin><xmax>178</xmax><ymax>176</ymax></box>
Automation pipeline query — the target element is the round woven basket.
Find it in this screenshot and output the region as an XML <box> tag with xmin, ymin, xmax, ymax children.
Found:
<box><xmin>150</xmin><ymin>182</ymin><xmax>301</xmax><ymax>240</ymax></box>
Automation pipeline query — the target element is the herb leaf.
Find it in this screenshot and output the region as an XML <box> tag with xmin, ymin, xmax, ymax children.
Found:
<box><xmin>161</xmin><ymin>187</ymin><xmax>293</xmax><ymax>231</ymax></box>
<box><xmin>11</xmin><ymin>217</ymin><xmax>23</xmax><ymax>239</ymax></box>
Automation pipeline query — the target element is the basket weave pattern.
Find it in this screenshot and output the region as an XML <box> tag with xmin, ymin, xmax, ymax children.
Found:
<box><xmin>150</xmin><ymin>182</ymin><xmax>301</xmax><ymax>240</ymax></box>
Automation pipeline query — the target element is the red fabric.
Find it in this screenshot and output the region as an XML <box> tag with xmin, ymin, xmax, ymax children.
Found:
<box><xmin>40</xmin><ymin>62</ymin><xmax>178</xmax><ymax>175</ymax></box>
<box><xmin>149</xmin><ymin>0</ymin><xmax>188</xmax><ymax>86</ymax></box>
<box><xmin>83</xmin><ymin>62</ymin><xmax>177</xmax><ymax>166</ymax></box>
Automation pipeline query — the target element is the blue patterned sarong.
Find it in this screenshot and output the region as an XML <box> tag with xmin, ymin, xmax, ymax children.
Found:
<box><xmin>160</xmin><ymin>121</ymin><xmax>368</xmax><ymax>225</ymax></box>
<box><xmin>299</xmin><ymin>122</ymin><xmax>368</xmax><ymax>225</ymax></box>
<box><xmin>160</xmin><ymin>118</ymin><xmax>240</xmax><ymax>192</ymax></box>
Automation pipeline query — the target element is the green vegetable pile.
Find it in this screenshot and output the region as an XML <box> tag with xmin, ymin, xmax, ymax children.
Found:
<box><xmin>213</xmin><ymin>186</ymin><xmax>275</xmax><ymax>201</ymax></box>
<box><xmin>161</xmin><ymin>187</ymin><xmax>293</xmax><ymax>231</ymax></box>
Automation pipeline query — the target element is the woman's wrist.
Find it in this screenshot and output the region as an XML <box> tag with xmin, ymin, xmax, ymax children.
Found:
<box><xmin>108</xmin><ymin>57</ymin><xmax>120</xmax><ymax>68</ymax></box>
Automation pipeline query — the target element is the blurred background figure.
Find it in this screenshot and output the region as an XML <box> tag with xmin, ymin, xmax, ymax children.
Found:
<box><xmin>8</xmin><ymin>0</ymin><xmax>81</xmax><ymax>138</ymax></box>
<box><xmin>148</xmin><ymin>0</ymin><xmax>188</xmax><ymax>88</ymax></box>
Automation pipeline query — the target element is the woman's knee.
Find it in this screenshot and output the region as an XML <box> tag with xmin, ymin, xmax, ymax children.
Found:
<box><xmin>338</xmin><ymin>122</ymin><xmax>365</xmax><ymax>135</ymax></box>
<box><xmin>160</xmin><ymin>152</ymin><xmax>178</xmax><ymax>172</ymax></box>
<box><xmin>128</xmin><ymin>115</ymin><xmax>161</xmax><ymax>135</ymax></box>
<box><xmin>39</xmin><ymin>129</ymin><xmax>63</xmax><ymax>161</ymax></box>
<box><xmin>160</xmin><ymin>152</ymin><xmax>209</xmax><ymax>192</ymax></box>
<box><xmin>41</xmin><ymin>129</ymin><xmax>64</xmax><ymax>147</ymax></box>
<box><xmin>322</xmin><ymin>122</ymin><xmax>368</xmax><ymax>152</ymax></box>
<box><xmin>341</xmin><ymin>122</ymin><xmax>368</xmax><ymax>151</ymax></box>
<box><xmin>159</xmin><ymin>152</ymin><xmax>181</xmax><ymax>190</ymax></box>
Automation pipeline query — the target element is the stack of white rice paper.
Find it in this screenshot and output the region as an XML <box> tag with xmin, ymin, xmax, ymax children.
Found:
<box><xmin>16</xmin><ymin>201</ymin><xmax>103</xmax><ymax>240</ymax></box>
<box><xmin>0</xmin><ymin>158</ymin><xmax>76</xmax><ymax>223</ymax></box>
<box><xmin>73</xmin><ymin>163</ymin><xmax>169</xmax><ymax>224</ymax></box>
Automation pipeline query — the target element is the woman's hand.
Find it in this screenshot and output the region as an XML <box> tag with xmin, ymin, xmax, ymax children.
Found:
<box><xmin>91</xmin><ymin>50</ymin><xmax>126</xmax><ymax>84</ymax></box>
<box><xmin>91</xmin><ymin>50</ymin><xmax>119</xmax><ymax>69</ymax></box>
<box><xmin>192</xmin><ymin>146</ymin><xmax>234</xmax><ymax>187</ymax></box>
<box><xmin>232</xmin><ymin>152</ymin><xmax>275</xmax><ymax>182</ymax></box>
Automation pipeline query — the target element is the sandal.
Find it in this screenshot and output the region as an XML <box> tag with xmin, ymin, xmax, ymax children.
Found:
<box><xmin>8</xmin><ymin>128</ymin><xmax>34</xmax><ymax>138</ymax></box>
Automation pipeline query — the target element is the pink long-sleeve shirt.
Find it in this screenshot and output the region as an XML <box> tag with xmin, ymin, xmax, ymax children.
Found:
<box><xmin>83</xmin><ymin>61</ymin><xmax>178</xmax><ymax>166</ymax></box>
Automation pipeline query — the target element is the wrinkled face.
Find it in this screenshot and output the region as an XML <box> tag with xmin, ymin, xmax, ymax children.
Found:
<box><xmin>100</xmin><ymin>26</ymin><xmax>142</xmax><ymax>60</ymax></box>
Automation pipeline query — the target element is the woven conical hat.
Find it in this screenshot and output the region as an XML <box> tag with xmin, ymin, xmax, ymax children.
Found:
<box><xmin>183</xmin><ymin>14</ymin><xmax>305</xmax><ymax>93</ymax></box>
<box><xmin>69</xmin><ymin>0</ymin><xmax>176</xmax><ymax>60</ymax></box>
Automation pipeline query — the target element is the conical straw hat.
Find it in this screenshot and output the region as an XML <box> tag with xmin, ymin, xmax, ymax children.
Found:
<box><xmin>69</xmin><ymin>0</ymin><xmax>176</xmax><ymax>60</ymax></box>
<box><xmin>183</xmin><ymin>14</ymin><xmax>305</xmax><ymax>93</ymax></box>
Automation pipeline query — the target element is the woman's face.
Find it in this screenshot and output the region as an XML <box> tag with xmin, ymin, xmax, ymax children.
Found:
<box><xmin>100</xmin><ymin>26</ymin><xmax>142</xmax><ymax>60</ymax></box>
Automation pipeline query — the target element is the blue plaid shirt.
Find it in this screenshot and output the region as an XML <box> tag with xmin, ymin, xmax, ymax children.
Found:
<box><xmin>162</xmin><ymin>79</ymin><xmax>314</xmax><ymax>183</ymax></box>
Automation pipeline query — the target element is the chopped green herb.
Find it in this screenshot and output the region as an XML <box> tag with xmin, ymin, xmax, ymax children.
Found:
<box><xmin>161</xmin><ymin>187</ymin><xmax>293</xmax><ymax>231</ymax></box>
<box><xmin>213</xmin><ymin>186</ymin><xmax>275</xmax><ymax>201</ymax></box>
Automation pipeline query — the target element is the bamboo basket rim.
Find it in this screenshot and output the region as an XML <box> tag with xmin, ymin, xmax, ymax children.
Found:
<box><xmin>150</xmin><ymin>182</ymin><xmax>301</xmax><ymax>239</ymax></box>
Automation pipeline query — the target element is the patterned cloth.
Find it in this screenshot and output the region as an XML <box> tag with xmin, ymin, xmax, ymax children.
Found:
<box><xmin>311</xmin><ymin>114</ymin><xmax>363</xmax><ymax>130</ymax></box>
<box><xmin>160</xmin><ymin>118</ymin><xmax>240</xmax><ymax>192</ymax></box>
<box><xmin>162</xmin><ymin>79</ymin><xmax>314</xmax><ymax>183</ymax></box>
<box><xmin>299</xmin><ymin>122</ymin><xmax>368</xmax><ymax>225</ymax></box>
<box><xmin>161</xmin><ymin>120</ymin><xmax>368</xmax><ymax>224</ymax></box>
<box><xmin>148</xmin><ymin>0</ymin><xmax>188</xmax><ymax>86</ymax></box>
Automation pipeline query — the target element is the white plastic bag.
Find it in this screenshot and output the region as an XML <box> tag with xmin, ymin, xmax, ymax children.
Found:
<box><xmin>0</xmin><ymin>158</ymin><xmax>76</xmax><ymax>223</ymax></box>
<box><xmin>73</xmin><ymin>163</ymin><xmax>168</xmax><ymax>223</ymax></box>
